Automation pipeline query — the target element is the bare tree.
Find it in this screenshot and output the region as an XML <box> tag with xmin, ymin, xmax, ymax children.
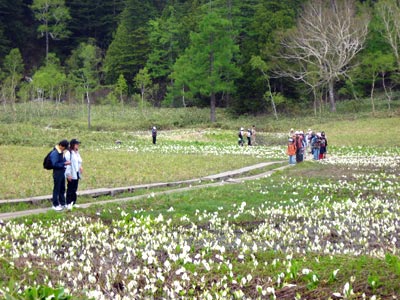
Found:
<box><xmin>376</xmin><ymin>0</ymin><xmax>400</xmax><ymax>69</ymax></box>
<box><xmin>279</xmin><ymin>0</ymin><xmax>369</xmax><ymax>112</ymax></box>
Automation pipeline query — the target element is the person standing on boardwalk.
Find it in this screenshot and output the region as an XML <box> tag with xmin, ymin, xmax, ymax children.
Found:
<box><xmin>50</xmin><ymin>139</ymin><xmax>70</xmax><ymax>211</ymax></box>
<box><xmin>65</xmin><ymin>139</ymin><xmax>83</xmax><ymax>210</ymax></box>
<box><xmin>152</xmin><ymin>126</ymin><xmax>157</xmax><ymax>144</ymax></box>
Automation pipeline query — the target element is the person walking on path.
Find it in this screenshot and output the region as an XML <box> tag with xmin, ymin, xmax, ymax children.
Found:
<box><xmin>65</xmin><ymin>139</ymin><xmax>83</xmax><ymax>210</ymax></box>
<box><xmin>152</xmin><ymin>126</ymin><xmax>157</xmax><ymax>144</ymax></box>
<box><xmin>50</xmin><ymin>139</ymin><xmax>70</xmax><ymax>211</ymax></box>
<box><xmin>287</xmin><ymin>138</ymin><xmax>297</xmax><ymax>165</ymax></box>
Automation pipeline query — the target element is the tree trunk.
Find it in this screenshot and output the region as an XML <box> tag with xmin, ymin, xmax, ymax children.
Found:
<box><xmin>312</xmin><ymin>87</ymin><xmax>317</xmax><ymax>117</ymax></box>
<box><xmin>182</xmin><ymin>85</ymin><xmax>186</xmax><ymax>108</ymax></box>
<box><xmin>382</xmin><ymin>72</ymin><xmax>392</xmax><ymax>111</ymax></box>
<box><xmin>210</xmin><ymin>93</ymin><xmax>216</xmax><ymax>122</ymax></box>
<box><xmin>328</xmin><ymin>80</ymin><xmax>336</xmax><ymax>112</ymax></box>
<box><xmin>86</xmin><ymin>90</ymin><xmax>91</xmax><ymax>129</ymax></box>
<box><xmin>266</xmin><ymin>78</ymin><xmax>278</xmax><ymax>120</ymax></box>
<box><xmin>45</xmin><ymin>19</ymin><xmax>49</xmax><ymax>63</ymax></box>
<box><xmin>370</xmin><ymin>74</ymin><xmax>376</xmax><ymax>115</ymax></box>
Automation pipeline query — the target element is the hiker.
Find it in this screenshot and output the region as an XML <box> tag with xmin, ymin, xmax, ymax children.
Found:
<box><xmin>319</xmin><ymin>131</ymin><xmax>328</xmax><ymax>159</ymax></box>
<box><xmin>251</xmin><ymin>125</ymin><xmax>256</xmax><ymax>145</ymax></box>
<box><xmin>238</xmin><ymin>127</ymin><xmax>244</xmax><ymax>146</ymax></box>
<box><xmin>305</xmin><ymin>129</ymin><xmax>312</xmax><ymax>154</ymax></box>
<box><xmin>65</xmin><ymin>139</ymin><xmax>83</xmax><ymax>210</ymax></box>
<box><xmin>295</xmin><ymin>131</ymin><xmax>304</xmax><ymax>163</ymax></box>
<box><xmin>287</xmin><ymin>137</ymin><xmax>297</xmax><ymax>165</ymax></box>
<box><xmin>50</xmin><ymin>139</ymin><xmax>70</xmax><ymax>211</ymax></box>
<box><xmin>289</xmin><ymin>128</ymin><xmax>295</xmax><ymax>138</ymax></box>
<box><xmin>152</xmin><ymin>126</ymin><xmax>157</xmax><ymax>144</ymax></box>
<box><xmin>311</xmin><ymin>132</ymin><xmax>321</xmax><ymax>160</ymax></box>
<box><xmin>246</xmin><ymin>128</ymin><xmax>252</xmax><ymax>146</ymax></box>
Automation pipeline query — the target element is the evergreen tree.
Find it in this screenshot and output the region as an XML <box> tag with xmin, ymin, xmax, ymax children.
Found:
<box><xmin>0</xmin><ymin>0</ymin><xmax>37</xmax><ymax>65</ymax></box>
<box><xmin>104</xmin><ymin>0</ymin><xmax>159</xmax><ymax>84</ymax></box>
<box><xmin>65</xmin><ymin>0</ymin><xmax>124</xmax><ymax>51</ymax></box>
<box><xmin>234</xmin><ymin>0</ymin><xmax>304</xmax><ymax>114</ymax></box>
<box><xmin>171</xmin><ymin>4</ymin><xmax>241</xmax><ymax>122</ymax></box>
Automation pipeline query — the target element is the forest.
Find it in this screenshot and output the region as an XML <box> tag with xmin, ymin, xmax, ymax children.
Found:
<box><xmin>0</xmin><ymin>0</ymin><xmax>397</xmax><ymax>120</ymax></box>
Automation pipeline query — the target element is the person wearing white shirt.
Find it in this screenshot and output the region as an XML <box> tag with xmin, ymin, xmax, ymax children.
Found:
<box><xmin>65</xmin><ymin>139</ymin><xmax>83</xmax><ymax>209</ymax></box>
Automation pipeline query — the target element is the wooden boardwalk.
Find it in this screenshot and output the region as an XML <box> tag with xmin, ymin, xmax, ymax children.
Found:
<box><xmin>0</xmin><ymin>161</ymin><xmax>290</xmax><ymax>221</ymax></box>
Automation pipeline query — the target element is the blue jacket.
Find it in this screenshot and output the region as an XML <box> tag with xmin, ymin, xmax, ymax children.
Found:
<box><xmin>50</xmin><ymin>145</ymin><xmax>66</xmax><ymax>171</ymax></box>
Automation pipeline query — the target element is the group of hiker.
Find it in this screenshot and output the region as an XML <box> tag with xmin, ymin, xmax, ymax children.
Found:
<box><xmin>238</xmin><ymin>125</ymin><xmax>256</xmax><ymax>146</ymax></box>
<box><xmin>287</xmin><ymin>128</ymin><xmax>328</xmax><ymax>164</ymax></box>
<box><xmin>48</xmin><ymin>139</ymin><xmax>83</xmax><ymax>211</ymax></box>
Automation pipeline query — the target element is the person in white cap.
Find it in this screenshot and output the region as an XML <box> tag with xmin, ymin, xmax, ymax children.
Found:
<box><xmin>152</xmin><ymin>126</ymin><xmax>157</xmax><ymax>144</ymax></box>
<box><xmin>65</xmin><ymin>139</ymin><xmax>83</xmax><ymax>209</ymax></box>
<box><xmin>238</xmin><ymin>127</ymin><xmax>244</xmax><ymax>146</ymax></box>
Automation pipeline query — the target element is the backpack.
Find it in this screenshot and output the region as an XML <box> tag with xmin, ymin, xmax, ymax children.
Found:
<box><xmin>43</xmin><ymin>148</ymin><xmax>55</xmax><ymax>170</ymax></box>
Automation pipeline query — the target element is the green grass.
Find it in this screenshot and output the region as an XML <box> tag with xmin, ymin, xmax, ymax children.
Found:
<box><xmin>0</xmin><ymin>145</ymin><xmax>265</xmax><ymax>199</ymax></box>
<box><xmin>1</xmin><ymin>102</ymin><xmax>400</xmax><ymax>299</ymax></box>
<box><xmin>5</xmin><ymin>163</ymin><xmax>400</xmax><ymax>299</ymax></box>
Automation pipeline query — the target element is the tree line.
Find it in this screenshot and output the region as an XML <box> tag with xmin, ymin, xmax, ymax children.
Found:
<box><xmin>0</xmin><ymin>0</ymin><xmax>397</xmax><ymax>121</ymax></box>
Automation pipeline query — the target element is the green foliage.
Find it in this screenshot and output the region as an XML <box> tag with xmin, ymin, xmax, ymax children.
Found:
<box><xmin>0</xmin><ymin>283</ymin><xmax>72</xmax><ymax>300</ymax></box>
<box><xmin>1</xmin><ymin>48</ymin><xmax>24</xmax><ymax>103</ymax></box>
<box><xmin>114</xmin><ymin>74</ymin><xmax>128</xmax><ymax>104</ymax></box>
<box><xmin>103</xmin><ymin>0</ymin><xmax>157</xmax><ymax>84</ymax></box>
<box><xmin>134</xmin><ymin>67</ymin><xmax>152</xmax><ymax>106</ymax></box>
<box><xmin>32</xmin><ymin>53</ymin><xmax>67</xmax><ymax>101</ymax></box>
<box><xmin>30</xmin><ymin>0</ymin><xmax>71</xmax><ymax>58</ymax></box>
<box><xmin>66</xmin><ymin>0</ymin><xmax>124</xmax><ymax>51</ymax></box>
<box><xmin>67</xmin><ymin>41</ymin><xmax>101</xmax><ymax>96</ymax></box>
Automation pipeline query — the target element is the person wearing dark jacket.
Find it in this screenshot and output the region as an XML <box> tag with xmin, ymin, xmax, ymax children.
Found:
<box><xmin>50</xmin><ymin>139</ymin><xmax>70</xmax><ymax>211</ymax></box>
<box><xmin>152</xmin><ymin>126</ymin><xmax>157</xmax><ymax>144</ymax></box>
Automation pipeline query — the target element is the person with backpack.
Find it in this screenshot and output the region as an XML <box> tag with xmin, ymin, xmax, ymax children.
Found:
<box><xmin>152</xmin><ymin>126</ymin><xmax>157</xmax><ymax>144</ymax></box>
<box><xmin>319</xmin><ymin>131</ymin><xmax>328</xmax><ymax>159</ymax></box>
<box><xmin>50</xmin><ymin>139</ymin><xmax>70</xmax><ymax>211</ymax></box>
<box><xmin>65</xmin><ymin>139</ymin><xmax>83</xmax><ymax>210</ymax></box>
<box><xmin>311</xmin><ymin>133</ymin><xmax>321</xmax><ymax>160</ymax></box>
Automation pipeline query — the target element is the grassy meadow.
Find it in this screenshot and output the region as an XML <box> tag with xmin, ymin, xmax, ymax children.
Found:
<box><xmin>0</xmin><ymin>101</ymin><xmax>399</xmax><ymax>299</ymax></box>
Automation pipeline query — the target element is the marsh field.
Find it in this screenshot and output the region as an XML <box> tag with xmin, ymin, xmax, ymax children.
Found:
<box><xmin>0</xmin><ymin>102</ymin><xmax>400</xmax><ymax>299</ymax></box>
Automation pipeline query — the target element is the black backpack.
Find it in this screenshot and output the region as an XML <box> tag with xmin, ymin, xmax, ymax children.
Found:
<box><xmin>43</xmin><ymin>148</ymin><xmax>55</xmax><ymax>170</ymax></box>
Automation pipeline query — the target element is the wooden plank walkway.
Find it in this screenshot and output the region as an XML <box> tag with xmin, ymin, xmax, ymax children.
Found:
<box><xmin>0</xmin><ymin>161</ymin><xmax>283</xmax><ymax>205</ymax></box>
<box><xmin>0</xmin><ymin>161</ymin><xmax>290</xmax><ymax>221</ymax></box>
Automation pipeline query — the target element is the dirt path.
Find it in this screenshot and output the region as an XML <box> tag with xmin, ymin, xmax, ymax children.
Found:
<box><xmin>0</xmin><ymin>161</ymin><xmax>290</xmax><ymax>221</ymax></box>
